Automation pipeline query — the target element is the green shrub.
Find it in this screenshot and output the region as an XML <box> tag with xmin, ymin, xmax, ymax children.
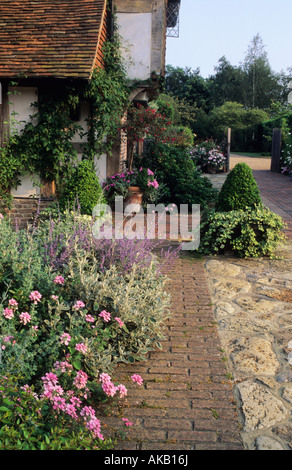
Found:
<box><xmin>0</xmin><ymin>372</ymin><xmax>114</xmax><ymax>450</ymax></box>
<box><xmin>0</xmin><ymin>212</ymin><xmax>171</xmax><ymax>382</ymax></box>
<box><xmin>59</xmin><ymin>160</ymin><xmax>106</xmax><ymax>215</ymax></box>
<box><xmin>216</xmin><ymin>162</ymin><xmax>261</xmax><ymax>211</ymax></box>
<box><xmin>140</xmin><ymin>141</ymin><xmax>217</xmax><ymax>207</ymax></box>
<box><xmin>198</xmin><ymin>205</ymin><xmax>285</xmax><ymax>258</ymax></box>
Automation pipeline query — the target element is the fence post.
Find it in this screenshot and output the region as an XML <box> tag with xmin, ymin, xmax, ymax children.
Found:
<box><xmin>225</xmin><ymin>127</ymin><xmax>231</xmax><ymax>172</ymax></box>
<box><xmin>270</xmin><ymin>128</ymin><xmax>282</xmax><ymax>172</ymax></box>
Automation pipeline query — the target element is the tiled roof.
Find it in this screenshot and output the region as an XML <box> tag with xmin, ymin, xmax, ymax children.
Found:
<box><xmin>0</xmin><ymin>0</ymin><xmax>107</xmax><ymax>79</ymax></box>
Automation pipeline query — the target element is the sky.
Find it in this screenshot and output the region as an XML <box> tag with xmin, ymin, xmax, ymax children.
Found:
<box><xmin>166</xmin><ymin>0</ymin><xmax>292</xmax><ymax>78</ymax></box>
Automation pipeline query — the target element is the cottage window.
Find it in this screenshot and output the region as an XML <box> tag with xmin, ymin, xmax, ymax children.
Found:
<box><xmin>166</xmin><ymin>0</ymin><xmax>181</xmax><ymax>38</ymax></box>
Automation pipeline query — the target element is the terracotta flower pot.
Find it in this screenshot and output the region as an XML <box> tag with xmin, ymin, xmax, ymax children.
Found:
<box><xmin>124</xmin><ymin>186</ymin><xmax>143</xmax><ymax>206</ymax></box>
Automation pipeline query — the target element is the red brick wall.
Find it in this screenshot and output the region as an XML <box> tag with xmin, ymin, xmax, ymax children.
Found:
<box><xmin>0</xmin><ymin>197</ymin><xmax>55</xmax><ymax>229</ymax></box>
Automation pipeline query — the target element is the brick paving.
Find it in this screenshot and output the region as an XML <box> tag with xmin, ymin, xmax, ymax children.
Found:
<box><xmin>98</xmin><ymin>159</ymin><xmax>291</xmax><ymax>451</ymax></box>
<box><xmin>99</xmin><ymin>255</ymin><xmax>244</xmax><ymax>450</ymax></box>
<box><xmin>230</xmin><ymin>154</ymin><xmax>292</xmax><ymax>238</ymax></box>
<box><xmin>252</xmin><ymin>169</ymin><xmax>292</xmax><ymax>239</ymax></box>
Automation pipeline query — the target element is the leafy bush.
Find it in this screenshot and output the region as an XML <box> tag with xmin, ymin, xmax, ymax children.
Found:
<box><xmin>140</xmin><ymin>141</ymin><xmax>218</xmax><ymax>207</ymax></box>
<box><xmin>0</xmin><ymin>373</ymin><xmax>115</xmax><ymax>450</ymax></box>
<box><xmin>216</xmin><ymin>162</ymin><xmax>261</xmax><ymax>211</ymax></box>
<box><xmin>0</xmin><ymin>208</ymin><xmax>178</xmax><ymax>449</ymax></box>
<box><xmin>198</xmin><ymin>205</ymin><xmax>285</xmax><ymax>258</ymax></box>
<box><xmin>58</xmin><ymin>160</ymin><xmax>106</xmax><ymax>215</ymax></box>
<box><xmin>0</xmin><ymin>211</ymin><xmax>175</xmax><ymax>382</ymax></box>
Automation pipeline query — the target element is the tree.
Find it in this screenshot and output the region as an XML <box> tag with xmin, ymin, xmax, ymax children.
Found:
<box><xmin>241</xmin><ymin>34</ymin><xmax>282</xmax><ymax>109</ymax></box>
<box><xmin>208</xmin><ymin>56</ymin><xmax>245</xmax><ymax>107</ymax></box>
<box><xmin>164</xmin><ymin>65</ymin><xmax>212</xmax><ymax>112</ymax></box>
<box><xmin>208</xmin><ymin>101</ymin><xmax>247</xmax><ymax>135</ymax></box>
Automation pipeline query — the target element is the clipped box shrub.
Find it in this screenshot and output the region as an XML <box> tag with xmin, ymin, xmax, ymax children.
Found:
<box><xmin>216</xmin><ymin>162</ymin><xmax>261</xmax><ymax>212</ymax></box>
<box><xmin>59</xmin><ymin>159</ymin><xmax>106</xmax><ymax>215</ymax></box>
<box><xmin>198</xmin><ymin>205</ymin><xmax>286</xmax><ymax>258</ymax></box>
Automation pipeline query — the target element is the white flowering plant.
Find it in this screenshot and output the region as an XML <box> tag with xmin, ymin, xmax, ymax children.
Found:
<box><xmin>281</xmin><ymin>132</ymin><xmax>292</xmax><ymax>176</ymax></box>
<box><xmin>190</xmin><ymin>139</ymin><xmax>227</xmax><ymax>171</ymax></box>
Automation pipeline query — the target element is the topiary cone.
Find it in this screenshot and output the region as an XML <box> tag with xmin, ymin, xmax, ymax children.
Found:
<box><xmin>216</xmin><ymin>162</ymin><xmax>261</xmax><ymax>212</ymax></box>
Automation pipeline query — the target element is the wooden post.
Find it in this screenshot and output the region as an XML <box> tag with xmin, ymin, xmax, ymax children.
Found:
<box><xmin>226</xmin><ymin>127</ymin><xmax>231</xmax><ymax>172</ymax></box>
<box><xmin>270</xmin><ymin>128</ymin><xmax>281</xmax><ymax>173</ymax></box>
<box><xmin>0</xmin><ymin>81</ymin><xmax>10</xmax><ymax>147</ymax></box>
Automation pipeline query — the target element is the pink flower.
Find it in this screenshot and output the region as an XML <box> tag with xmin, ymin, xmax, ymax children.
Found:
<box><xmin>99</xmin><ymin>372</ymin><xmax>117</xmax><ymax>397</ymax></box>
<box><xmin>73</xmin><ymin>300</ymin><xmax>85</xmax><ymax>310</ymax></box>
<box><xmin>29</xmin><ymin>291</ymin><xmax>42</xmax><ymax>304</ymax></box>
<box><xmin>74</xmin><ymin>370</ymin><xmax>88</xmax><ymax>389</ymax></box>
<box><xmin>54</xmin><ymin>361</ymin><xmax>73</xmax><ymax>373</ymax></box>
<box><xmin>122</xmin><ymin>418</ymin><xmax>134</xmax><ymax>427</ymax></box>
<box><xmin>0</xmin><ymin>214</ymin><xmax>3</xmax><ymax>219</ymax></box>
<box><xmin>19</xmin><ymin>312</ymin><xmax>31</xmax><ymax>325</ymax></box>
<box><xmin>116</xmin><ymin>384</ymin><xmax>128</xmax><ymax>398</ymax></box>
<box><xmin>51</xmin><ymin>295</ymin><xmax>58</xmax><ymax>301</ymax></box>
<box><xmin>131</xmin><ymin>374</ymin><xmax>143</xmax><ymax>386</ymax></box>
<box><xmin>3</xmin><ymin>308</ymin><xmax>14</xmax><ymax>320</ymax></box>
<box><xmin>42</xmin><ymin>372</ymin><xmax>59</xmax><ymax>386</ymax></box>
<box><xmin>99</xmin><ymin>310</ymin><xmax>111</xmax><ymax>322</ymax></box>
<box><xmin>60</xmin><ymin>332</ymin><xmax>71</xmax><ymax>345</ymax></box>
<box><xmin>85</xmin><ymin>419</ymin><xmax>104</xmax><ymax>440</ymax></box>
<box><xmin>99</xmin><ymin>372</ymin><xmax>111</xmax><ymax>383</ymax></box>
<box><xmin>147</xmin><ymin>169</ymin><xmax>154</xmax><ymax>176</ymax></box>
<box><xmin>8</xmin><ymin>298</ymin><xmax>18</xmax><ymax>309</ymax></box>
<box><xmin>114</xmin><ymin>317</ymin><xmax>124</xmax><ymax>327</ymax></box>
<box><xmin>85</xmin><ymin>314</ymin><xmax>95</xmax><ymax>323</ymax></box>
<box><xmin>75</xmin><ymin>343</ymin><xmax>87</xmax><ymax>354</ymax></box>
<box><xmin>80</xmin><ymin>405</ymin><xmax>96</xmax><ymax>420</ymax></box>
<box><xmin>54</xmin><ymin>275</ymin><xmax>65</xmax><ymax>285</ymax></box>
<box><xmin>3</xmin><ymin>335</ymin><xmax>14</xmax><ymax>343</ymax></box>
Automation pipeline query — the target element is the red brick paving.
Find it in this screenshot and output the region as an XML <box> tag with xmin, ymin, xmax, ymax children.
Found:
<box><xmin>252</xmin><ymin>170</ymin><xmax>292</xmax><ymax>239</ymax></box>
<box><xmin>99</xmin><ymin>255</ymin><xmax>244</xmax><ymax>450</ymax></box>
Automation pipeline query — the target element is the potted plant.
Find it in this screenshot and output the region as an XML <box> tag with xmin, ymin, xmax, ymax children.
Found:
<box><xmin>103</xmin><ymin>167</ymin><xmax>159</xmax><ymax>208</ymax></box>
<box><xmin>190</xmin><ymin>139</ymin><xmax>227</xmax><ymax>173</ymax></box>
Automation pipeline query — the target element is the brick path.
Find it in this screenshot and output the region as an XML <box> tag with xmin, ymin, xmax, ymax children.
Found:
<box><xmin>98</xmin><ymin>159</ymin><xmax>291</xmax><ymax>450</ymax></box>
<box><xmin>100</xmin><ymin>255</ymin><xmax>244</xmax><ymax>450</ymax></box>
<box><xmin>252</xmin><ymin>169</ymin><xmax>292</xmax><ymax>238</ymax></box>
<box><xmin>230</xmin><ymin>154</ymin><xmax>292</xmax><ymax>238</ymax></box>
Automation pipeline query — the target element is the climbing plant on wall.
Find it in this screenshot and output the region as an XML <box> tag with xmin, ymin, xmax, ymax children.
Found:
<box><xmin>0</xmin><ymin>12</ymin><xmax>130</xmax><ymax>206</ymax></box>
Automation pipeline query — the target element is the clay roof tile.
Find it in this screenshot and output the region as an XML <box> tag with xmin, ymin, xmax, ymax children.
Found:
<box><xmin>0</xmin><ymin>0</ymin><xmax>107</xmax><ymax>79</ymax></box>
